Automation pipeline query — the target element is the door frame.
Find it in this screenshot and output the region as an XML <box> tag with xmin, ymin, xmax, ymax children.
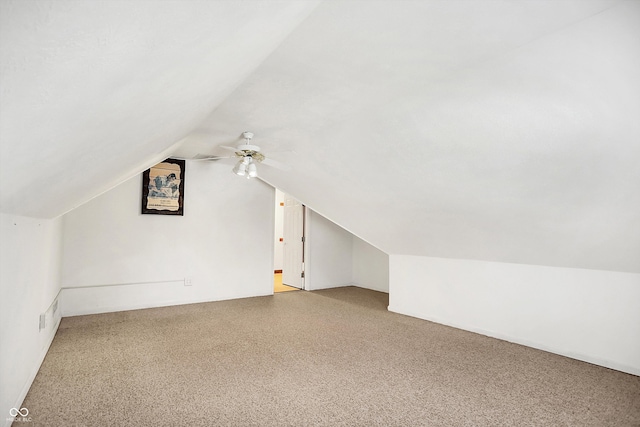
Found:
<box><xmin>282</xmin><ymin>193</ymin><xmax>305</xmax><ymax>289</ymax></box>
<box><xmin>273</xmin><ymin>188</ymin><xmax>307</xmax><ymax>292</ymax></box>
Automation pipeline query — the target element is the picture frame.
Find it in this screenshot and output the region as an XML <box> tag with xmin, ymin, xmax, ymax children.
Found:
<box><xmin>141</xmin><ymin>158</ymin><xmax>185</xmax><ymax>215</ymax></box>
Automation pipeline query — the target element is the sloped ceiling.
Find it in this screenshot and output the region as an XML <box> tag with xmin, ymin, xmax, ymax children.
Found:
<box><xmin>0</xmin><ymin>0</ymin><xmax>319</xmax><ymax>217</ymax></box>
<box><xmin>2</xmin><ymin>1</ymin><xmax>639</xmax><ymax>273</ymax></box>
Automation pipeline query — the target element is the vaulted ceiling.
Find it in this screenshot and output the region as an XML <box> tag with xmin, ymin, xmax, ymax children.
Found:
<box><xmin>1</xmin><ymin>0</ymin><xmax>638</xmax><ymax>273</ymax></box>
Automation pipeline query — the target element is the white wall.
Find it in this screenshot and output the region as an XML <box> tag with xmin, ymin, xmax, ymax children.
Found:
<box><xmin>304</xmin><ymin>209</ymin><xmax>354</xmax><ymax>291</ymax></box>
<box><xmin>388</xmin><ymin>255</ymin><xmax>640</xmax><ymax>375</ymax></box>
<box><xmin>352</xmin><ymin>237</ymin><xmax>389</xmax><ymax>293</ymax></box>
<box><xmin>60</xmin><ymin>161</ymin><xmax>274</xmax><ymax>316</ymax></box>
<box><xmin>273</xmin><ymin>189</ymin><xmax>285</xmax><ymax>271</ymax></box>
<box><xmin>298</xmin><ymin>209</ymin><xmax>389</xmax><ymax>293</ymax></box>
<box><xmin>0</xmin><ymin>214</ymin><xmax>63</xmax><ymax>427</ymax></box>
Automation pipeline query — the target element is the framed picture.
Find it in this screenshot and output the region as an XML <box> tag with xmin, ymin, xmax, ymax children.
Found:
<box><xmin>141</xmin><ymin>158</ymin><xmax>185</xmax><ymax>215</ymax></box>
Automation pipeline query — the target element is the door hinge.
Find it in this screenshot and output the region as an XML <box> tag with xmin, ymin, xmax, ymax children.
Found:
<box><xmin>301</xmin><ymin>272</ymin><xmax>305</xmax><ymax>278</ymax></box>
<box><xmin>301</xmin><ymin>236</ymin><xmax>305</xmax><ymax>242</ymax></box>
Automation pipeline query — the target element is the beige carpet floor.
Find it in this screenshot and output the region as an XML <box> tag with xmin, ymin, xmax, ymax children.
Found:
<box><xmin>19</xmin><ymin>287</ymin><xmax>640</xmax><ymax>426</ymax></box>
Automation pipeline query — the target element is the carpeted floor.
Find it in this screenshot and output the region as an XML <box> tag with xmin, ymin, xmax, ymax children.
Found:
<box><xmin>19</xmin><ymin>287</ymin><xmax>640</xmax><ymax>426</ymax></box>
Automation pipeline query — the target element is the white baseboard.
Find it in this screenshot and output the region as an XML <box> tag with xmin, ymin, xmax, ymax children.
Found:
<box><xmin>387</xmin><ymin>304</ymin><xmax>640</xmax><ymax>377</ymax></box>
<box><xmin>5</xmin><ymin>316</ymin><xmax>61</xmax><ymax>427</ymax></box>
<box><xmin>61</xmin><ymin>286</ymin><xmax>272</xmax><ymax>317</ymax></box>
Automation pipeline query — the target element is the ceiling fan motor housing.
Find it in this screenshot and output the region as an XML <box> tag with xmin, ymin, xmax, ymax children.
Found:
<box><xmin>235</xmin><ymin>131</ymin><xmax>261</xmax><ymax>158</ymax></box>
<box><xmin>236</xmin><ymin>144</ymin><xmax>261</xmax><ymax>153</ymax></box>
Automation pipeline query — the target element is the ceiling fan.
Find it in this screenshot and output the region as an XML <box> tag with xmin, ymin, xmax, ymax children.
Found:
<box><xmin>187</xmin><ymin>131</ymin><xmax>289</xmax><ymax>179</ymax></box>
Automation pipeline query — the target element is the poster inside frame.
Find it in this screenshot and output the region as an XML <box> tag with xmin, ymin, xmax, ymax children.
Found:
<box><xmin>141</xmin><ymin>158</ymin><xmax>185</xmax><ymax>216</ymax></box>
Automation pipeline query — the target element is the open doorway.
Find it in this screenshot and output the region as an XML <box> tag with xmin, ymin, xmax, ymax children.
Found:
<box><xmin>274</xmin><ymin>189</ymin><xmax>305</xmax><ymax>293</ymax></box>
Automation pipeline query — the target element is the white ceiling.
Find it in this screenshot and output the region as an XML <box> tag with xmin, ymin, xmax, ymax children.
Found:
<box><xmin>0</xmin><ymin>0</ymin><xmax>319</xmax><ymax>217</ymax></box>
<box><xmin>1</xmin><ymin>0</ymin><xmax>639</xmax><ymax>273</ymax></box>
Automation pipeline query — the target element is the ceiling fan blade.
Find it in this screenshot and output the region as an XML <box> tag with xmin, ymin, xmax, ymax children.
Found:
<box><xmin>260</xmin><ymin>157</ymin><xmax>291</xmax><ymax>171</ymax></box>
<box><xmin>219</xmin><ymin>145</ymin><xmax>240</xmax><ymax>153</ymax></box>
<box><xmin>172</xmin><ymin>154</ymin><xmax>235</xmax><ymax>161</ymax></box>
<box><xmin>193</xmin><ymin>155</ymin><xmax>235</xmax><ymax>161</ymax></box>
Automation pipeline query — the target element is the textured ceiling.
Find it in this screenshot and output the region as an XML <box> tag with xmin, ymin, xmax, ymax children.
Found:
<box><xmin>1</xmin><ymin>0</ymin><xmax>639</xmax><ymax>272</ymax></box>
<box><xmin>0</xmin><ymin>0</ymin><xmax>319</xmax><ymax>217</ymax></box>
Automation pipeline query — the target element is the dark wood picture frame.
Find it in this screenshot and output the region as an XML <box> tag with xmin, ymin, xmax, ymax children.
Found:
<box><xmin>141</xmin><ymin>158</ymin><xmax>185</xmax><ymax>216</ymax></box>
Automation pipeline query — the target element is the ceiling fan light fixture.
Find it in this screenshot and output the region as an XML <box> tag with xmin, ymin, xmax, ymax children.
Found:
<box><xmin>247</xmin><ymin>162</ymin><xmax>258</xmax><ymax>178</ymax></box>
<box><xmin>233</xmin><ymin>158</ymin><xmax>248</xmax><ymax>176</ymax></box>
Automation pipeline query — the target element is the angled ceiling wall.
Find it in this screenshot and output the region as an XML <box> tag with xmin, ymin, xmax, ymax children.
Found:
<box><xmin>0</xmin><ymin>0</ymin><xmax>319</xmax><ymax>217</ymax></box>
<box><xmin>1</xmin><ymin>0</ymin><xmax>638</xmax><ymax>273</ymax></box>
<box><xmin>179</xmin><ymin>0</ymin><xmax>640</xmax><ymax>273</ymax></box>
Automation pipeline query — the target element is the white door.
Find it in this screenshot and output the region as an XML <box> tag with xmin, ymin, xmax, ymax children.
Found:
<box><xmin>282</xmin><ymin>194</ymin><xmax>305</xmax><ymax>288</ymax></box>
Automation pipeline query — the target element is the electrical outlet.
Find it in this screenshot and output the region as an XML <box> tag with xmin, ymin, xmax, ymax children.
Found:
<box><xmin>184</xmin><ymin>277</ymin><xmax>193</xmax><ymax>286</ymax></box>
